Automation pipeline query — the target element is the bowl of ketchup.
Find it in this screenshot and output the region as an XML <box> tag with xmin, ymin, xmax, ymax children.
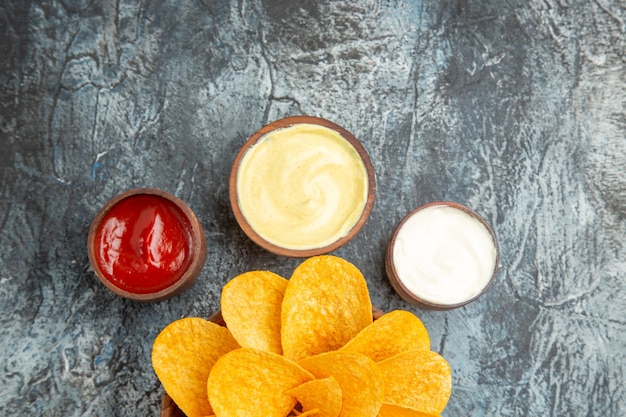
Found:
<box><xmin>87</xmin><ymin>188</ymin><xmax>207</xmax><ymax>302</ymax></box>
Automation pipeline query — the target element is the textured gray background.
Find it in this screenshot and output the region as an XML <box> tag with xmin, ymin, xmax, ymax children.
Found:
<box><xmin>1</xmin><ymin>0</ymin><xmax>625</xmax><ymax>416</ymax></box>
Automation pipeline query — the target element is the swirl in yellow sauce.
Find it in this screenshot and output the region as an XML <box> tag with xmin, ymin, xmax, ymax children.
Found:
<box><xmin>236</xmin><ymin>123</ymin><xmax>369</xmax><ymax>250</ymax></box>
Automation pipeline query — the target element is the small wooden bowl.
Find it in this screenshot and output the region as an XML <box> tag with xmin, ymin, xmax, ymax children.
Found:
<box><xmin>385</xmin><ymin>202</ymin><xmax>499</xmax><ymax>310</ymax></box>
<box><xmin>229</xmin><ymin>116</ymin><xmax>376</xmax><ymax>257</ymax></box>
<box><xmin>160</xmin><ymin>307</ymin><xmax>384</xmax><ymax>417</ymax></box>
<box><xmin>87</xmin><ymin>188</ymin><xmax>207</xmax><ymax>302</ymax></box>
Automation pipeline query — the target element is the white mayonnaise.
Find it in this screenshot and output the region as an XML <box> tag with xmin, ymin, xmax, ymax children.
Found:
<box><xmin>236</xmin><ymin>123</ymin><xmax>368</xmax><ymax>250</ymax></box>
<box><xmin>392</xmin><ymin>204</ymin><xmax>497</xmax><ymax>305</ymax></box>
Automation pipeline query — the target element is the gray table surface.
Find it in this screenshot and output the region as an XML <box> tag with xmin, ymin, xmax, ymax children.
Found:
<box><xmin>1</xmin><ymin>1</ymin><xmax>625</xmax><ymax>416</ymax></box>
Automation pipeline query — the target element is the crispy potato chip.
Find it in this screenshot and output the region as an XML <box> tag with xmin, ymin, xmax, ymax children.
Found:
<box><xmin>378</xmin><ymin>350</ymin><xmax>451</xmax><ymax>415</ymax></box>
<box><xmin>207</xmin><ymin>348</ymin><xmax>314</xmax><ymax>417</ymax></box>
<box><xmin>221</xmin><ymin>270</ymin><xmax>288</xmax><ymax>354</ymax></box>
<box><xmin>152</xmin><ymin>318</ymin><xmax>240</xmax><ymax>417</ymax></box>
<box><xmin>298</xmin><ymin>351</ymin><xmax>383</xmax><ymax>417</ymax></box>
<box><xmin>339</xmin><ymin>310</ymin><xmax>430</xmax><ymax>362</ymax></box>
<box><xmin>377</xmin><ymin>403</ymin><xmax>440</xmax><ymax>417</ymax></box>
<box><xmin>296</xmin><ymin>410</ymin><xmax>320</xmax><ymax>417</ymax></box>
<box><xmin>282</xmin><ymin>256</ymin><xmax>372</xmax><ymax>361</ymax></box>
<box><xmin>285</xmin><ymin>376</ymin><xmax>342</xmax><ymax>417</ymax></box>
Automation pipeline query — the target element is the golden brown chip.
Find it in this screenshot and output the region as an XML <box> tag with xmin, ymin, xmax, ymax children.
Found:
<box><xmin>152</xmin><ymin>318</ymin><xmax>240</xmax><ymax>417</ymax></box>
<box><xmin>377</xmin><ymin>403</ymin><xmax>440</xmax><ymax>417</ymax></box>
<box><xmin>378</xmin><ymin>350</ymin><xmax>451</xmax><ymax>415</ymax></box>
<box><xmin>285</xmin><ymin>376</ymin><xmax>342</xmax><ymax>417</ymax></box>
<box><xmin>282</xmin><ymin>256</ymin><xmax>372</xmax><ymax>361</ymax></box>
<box><xmin>296</xmin><ymin>410</ymin><xmax>320</xmax><ymax>417</ymax></box>
<box><xmin>298</xmin><ymin>351</ymin><xmax>383</xmax><ymax>417</ymax></box>
<box><xmin>207</xmin><ymin>348</ymin><xmax>314</xmax><ymax>417</ymax></box>
<box><xmin>340</xmin><ymin>310</ymin><xmax>430</xmax><ymax>362</ymax></box>
<box><xmin>221</xmin><ymin>270</ymin><xmax>288</xmax><ymax>354</ymax></box>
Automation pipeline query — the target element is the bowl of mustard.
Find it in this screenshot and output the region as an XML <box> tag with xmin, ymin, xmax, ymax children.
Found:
<box><xmin>229</xmin><ymin>116</ymin><xmax>376</xmax><ymax>257</ymax></box>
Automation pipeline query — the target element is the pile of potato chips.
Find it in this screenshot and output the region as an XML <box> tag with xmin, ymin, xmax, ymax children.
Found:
<box><xmin>152</xmin><ymin>255</ymin><xmax>452</xmax><ymax>417</ymax></box>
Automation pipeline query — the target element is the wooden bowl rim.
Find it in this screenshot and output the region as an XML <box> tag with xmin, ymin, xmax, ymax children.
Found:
<box><xmin>228</xmin><ymin>115</ymin><xmax>376</xmax><ymax>258</ymax></box>
<box><xmin>385</xmin><ymin>201</ymin><xmax>499</xmax><ymax>310</ymax></box>
<box><xmin>87</xmin><ymin>188</ymin><xmax>207</xmax><ymax>302</ymax></box>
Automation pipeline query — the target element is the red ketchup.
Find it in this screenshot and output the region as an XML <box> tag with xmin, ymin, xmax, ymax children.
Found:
<box><xmin>94</xmin><ymin>194</ymin><xmax>194</xmax><ymax>294</ymax></box>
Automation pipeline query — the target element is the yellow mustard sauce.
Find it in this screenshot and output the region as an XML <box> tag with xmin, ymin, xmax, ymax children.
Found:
<box><xmin>236</xmin><ymin>123</ymin><xmax>369</xmax><ymax>250</ymax></box>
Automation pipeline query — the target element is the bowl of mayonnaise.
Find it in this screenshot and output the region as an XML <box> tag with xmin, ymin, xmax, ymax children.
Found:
<box><xmin>385</xmin><ymin>202</ymin><xmax>499</xmax><ymax>309</ymax></box>
<box><xmin>229</xmin><ymin>116</ymin><xmax>376</xmax><ymax>257</ymax></box>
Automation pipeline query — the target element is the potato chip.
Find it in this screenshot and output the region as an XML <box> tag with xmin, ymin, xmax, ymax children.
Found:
<box><xmin>282</xmin><ymin>256</ymin><xmax>372</xmax><ymax>361</ymax></box>
<box><xmin>377</xmin><ymin>350</ymin><xmax>451</xmax><ymax>415</ymax></box>
<box><xmin>339</xmin><ymin>310</ymin><xmax>430</xmax><ymax>362</ymax></box>
<box><xmin>152</xmin><ymin>318</ymin><xmax>240</xmax><ymax>417</ymax></box>
<box><xmin>285</xmin><ymin>376</ymin><xmax>342</xmax><ymax>417</ymax></box>
<box><xmin>221</xmin><ymin>270</ymin><xmax>288</xmax><ymax>354</ymax></box>
<box><xmin>207</xmin><ymin>348</ymin><xmax>314</xmax><ymax>417</ymax></box>
<box><xmin>298</xmin><ymin>351</ymin><xmax>383</xmax><ymax>417</ymax></box>
<box><xmin>377</xmin><ymin>403</ymin><xmax>439</xmax><ymax>417</ymax></box>
<box><xmin>296</xmin><ymin>410</ymin><xmax>320</xmax><ymax>417</ymax></box>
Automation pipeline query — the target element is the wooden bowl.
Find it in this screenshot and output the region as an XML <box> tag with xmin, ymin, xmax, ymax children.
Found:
<box><xmin>229</xmin><ymin>116</ymin><xmax>376</xmax><ymax>257</ymax></box>
<box><xmin>160</xmin><ymin>307</ymin><xmax>384</xmax><ymax>417</ymax></box>
<box><xmin>87</xmin><ymin>188</ymin><xmax>207</xmax><ymax>302</ymax></box>
<box><xmin>385</xmin><ymin>201</ymin><xmax>499</xmax><ymax>309</ymax></box>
